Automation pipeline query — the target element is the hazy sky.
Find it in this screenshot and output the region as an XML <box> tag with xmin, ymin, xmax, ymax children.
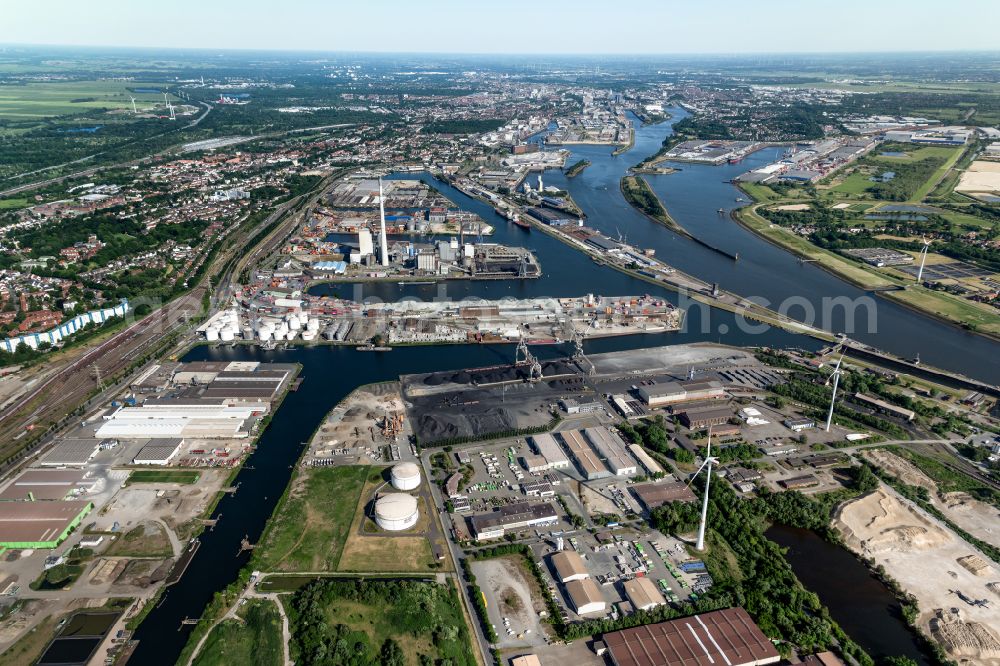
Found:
<box><xmin>4</xmin><ymin>0</ymin><xmax>999</xmax><ymax>54</ymax></box>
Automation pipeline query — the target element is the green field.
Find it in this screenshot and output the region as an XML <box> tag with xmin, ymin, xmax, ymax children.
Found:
<box><xmin>289</xmin><ymin>578</ymin><xmax>476</xmax><ymax>666</ymax></box>
<box><xmin>126</xmin><ymin>469</ymin><xmax>200</xmax><ymax>485</ymax></box>
<box><xmin>827</xmin><ymin>145</ymin><xmax>962</xmax><ymax>202</ymax></box>
<box><xmin>254</xmin><ymin>465</ymin><xmax>370</xmax><ymax>572</ymax></box>
<box><xmin>0</xmin><ymin>80</ymin><xmax>176</xmax><ymax>120</ymax></box>
<box><xmin>0</xmin><ymin>198</ymin><xmax>29</xmax><ymax>209</ymax></box>
<box><xmin>193</xmin><ymin>599</ymin><xmax>283</xmax><ymax>666</ymax></box>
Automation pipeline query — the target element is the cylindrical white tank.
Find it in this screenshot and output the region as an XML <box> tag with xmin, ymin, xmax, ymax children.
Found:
<box><xmin>301</xmin><ymin>329</ymin><xmax>317</xmax><ymax>342</ymax></box>
<box><xmin>205</xmin><ymin>328</ymin><xmax>220</xmax><ymax>341</ymax></box>
<box><xmin>285</xmin><ymin>330</ymin><xmax>297</xmax><ymax>341</ymax></box>
<box><xmin>258</xmin><ymin>330</ymin><xmax>272</xmax><ymax>342</ymax></box>
<box><xmin>307</xmin><ymin>319</ymin><xmax>320</xmax><ymax>332</ymax></box>
<box><xmin>391</xmin><ymin>462</ymin><xmax>421</xmax><ymax>491</ymax></box>
<box><xmin>374</xmin><ymin>493</ymin><xmax>419</xmax><ymax>531</ymax></box>
<box><xmin>288</xmin><ymin>317</ymin><xmax>301</xmax><ymax>331</ymax></box>
<box><xmin>220</xmin><ymin>328</ymin><xmax>235</xmax><ymax>342</ymax></box>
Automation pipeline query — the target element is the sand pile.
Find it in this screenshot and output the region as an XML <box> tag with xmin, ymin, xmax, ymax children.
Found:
<box><xmin>929</xmin><ymin>609</ymin><xmax>1000</xmax><ymax>661</ymax></box>
<box><xmin>862</xmin><ymin>449</ymin><xmax>936</xmax><ymax>492</ymax></box>
<box><xmin>837</xmin><ymin>488</ymin><xmax>950</xmax><ymax>554</ymax></box>
<box><xmin>958</xmin><ymin>555</ymin><xmax>994</xmax><ymax>578</ymax></box>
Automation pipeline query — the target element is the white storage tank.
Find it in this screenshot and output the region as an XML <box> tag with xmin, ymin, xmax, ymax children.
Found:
<box><xmin>285</xmin><ymin>330</ymin><xmax>297</xmax><ymax>341</ymax></box>
<box><xmin>258</xmin><ymin>330</ymin><xmax>272</xmax><ymax>342</ymax></box>
<box><xmin>205</xmin><ymin>328</ymin><xmax>220</xmax><ymax>342</ymax></box>
<box><xmin>374</xmin><ymin>493</ymin><xmax>419</xmax><ymax>531</ymax></box>
<box><xmin>307</xmin><ymin>318</ymin><xmax>320</xmax><ymax>332</ymax></box>
<box><xmin>391</xmin><ymin>462</ymin><xmax>421</xmax><ymax>491</ymax></box>
<box><xmin>288</xmin><ymin>317</ymin><xmax>301</xmax><ymax>331</ymax></box>
<box><xmin>220</xmin><ymin>328</ymin><xmax>236</xmax><ymax>342</ymax></box>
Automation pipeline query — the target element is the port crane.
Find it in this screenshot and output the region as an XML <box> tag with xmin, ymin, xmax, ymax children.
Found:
<box><xmin>514</xmin><ymin>331</ymin><xmax>543</xmax><ymax>382</ymax></box>
<box><xmin>562</xmin><ymin>317</ymin><xmax>596</xmax><ymax>376</ymax></box>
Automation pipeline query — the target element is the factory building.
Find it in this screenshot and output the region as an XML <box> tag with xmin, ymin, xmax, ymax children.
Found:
<box><xmin>40</xmin><ymin>439</ymin><xmax>100</xmax><ymax>467</ymax></box>
<box><xmin>132</xmin><ymin>438</ymin><xmax>183</xmax><ymax>466</ymax></box>
<box><xmin>0</xmin><ymin>500</ymin><xmax>93</xmax><ymax>549</ymax></box>
<box><xmin>638</xmin><ymin>380</ymin><xmax>726</xmax><ymax>407</ymax></box>
<box><xmin>529</xmin><ymin>434</ymin><xmax>569</xmax><ymax>469</ymax></box>
<box><xmin>391</xmin><ymin>462</ymin><xmax>422</xmax><ymax>490</ymax></box>
<box><xmin>628</xmin><ymin>444</ymin><xmax>664</xmax><ymax>476</ymax></box>
<box><xmin>623</xmin><ymin>576</ymin><xmax>667</xmax><ymax>611</ymax></box>
<box><xmin>550</xmin><ymin>550</ymin><xmax>590</xmax><ymax>583</ymax></box>
<box><xmin>559</xmin><ymin>429</ymin><xmax>610</xmax><ymax>480</ymax></box>
<box><xmin>96</xmin><ymin>399</ymin><xmax>268</xmax><ymax>438</ymax></box>
<box><xmin>630</xmin><ymin>481</ymin><xmax>697</xmax><ymax>512</ymax></box>
<box><xmin>677</xmin><ymin>405</ymin><xmax>732</xmax><ymax>430</ymax></box>
<box><xmin>374</xmin><ymin>493</ymin><xmax>419</xmax><ymax>531</ymax></box>
<box><xmin>566</xmin><ymin>578</ymin><xmax>606</xmax><ymax>616</ymax></box>
<box><xmin>469</xmin><ymin>501</ymin><xmax>558</xmax><ymax>540</ymax></box>
<box><xmin>584</xmin><ymin>427</ymin><xmax>637</xmax><ymax>476</ymax></box>
<box><xmin>603</xmin><ymin>607</ymin><xmax>781</xmax><ymax>666</ymax></box>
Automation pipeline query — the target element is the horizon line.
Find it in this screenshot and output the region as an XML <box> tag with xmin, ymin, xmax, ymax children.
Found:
<box><xmin>3</xmin><ymin>41</ymin><xmax>1000</xmax><ymax>59</ymax></box>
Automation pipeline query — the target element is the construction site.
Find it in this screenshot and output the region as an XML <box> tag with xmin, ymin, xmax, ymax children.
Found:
<box><xmin>834</xmin><ymin>486</ymin><xmax>1000</xmax><ymax>665</ymax></box>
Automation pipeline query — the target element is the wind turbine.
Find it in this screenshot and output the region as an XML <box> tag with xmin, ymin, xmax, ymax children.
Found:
<box><xmin>692</xmin><ymin>427</ymin><xmax>718</xmax><ymax>552</ymax></box>
<box><xmin>916</xmin><ymin>237</ymin><xmax>931</xmax><ymax>283</ymax></box>
<box><xmin>130</xmin><ymin>96</ymin><xmax>137</xmax><ymax>114</ymax></box>
<box><xmin>824</xmin><ymin>354</ymin><xmax>844</xmax><ymax>432</ymax></box>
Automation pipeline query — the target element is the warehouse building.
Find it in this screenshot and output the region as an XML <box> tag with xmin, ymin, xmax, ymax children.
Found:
<box><xmin>96</xmin><ymin>399</ymin><xmax>268</xmax><ymax>438</ymax></box>
<box><xmin>781</xmin><ymin>474</ymin><xmax>820</xmax><ymax>490</ymax></box>
<box><xmin>638</xmin><ymin>380</ymin><xmax>725</xmax><ymax>407</ymax></box>
<box><xmin>584</xmin><ymin>427</ymin><xmax>637</xmax><ymax>476</ymax></box>
<box><xmin>628</xmin><ymin>444</ymin><xmax>664</xmax><ymax>476</ymax></box>
<box><xmin>630</xmin><ymin>481</ymin><xmax>697</xmax><ymax>512</ymax></box>
<box><xmin>520</xmin><ymin>454</ymin><xmax>550</xmax><ymax>473</ymax></box>
<box><xmin>132</xmin><ymin>438</ymin><xmax>183</xmax><ymax>465</ymax></box>
<box><xmin>529</xmin><ymin>433</ymin><xmax>569</xmax><ymax>469</ymax></box>
<box><xmin>0</xmin><ymin>469</ymin><xmax>93</xmax><ymax>502</ymax></box>
<box><xmin>0</xmin><ymin>500</ymin><xmax>93</xmax><ymax>549</ymax></box>
<box><xmin>559</xmin><ymin>429</ymin><xmax>610</xmax><ymax>480</ymax></box>
<box><xmin>469</xmin><ymin>501</ymin><xmax>558</xmax><ymax>540</ymax></box>
<box><xmin>604</xmin><ymin>607</ymin><xmax>781</xmax><ymax>666</ymax></box>
<box><xmin>566</xmin><ymin>578</ymin><xmax>606</xmax><ymax>616</ymax></box>
<box><xmin>40</xmin><ymin>439</ymin><xmax>100</xmax><ymax>467</ymax></box>
<box><xmin>677</xmin><ymin>404</ymin><xmax>732</xmax><ymax>430</ymax></box>
<box><xmin>623</xmin><ymin>576</ymin><xmax>667</xmax><ymax>611</ymax></box>
<box><xmin>550</xmin><ymin>550</ymin><xmax>590</xmax><ymax>583</ymax></box>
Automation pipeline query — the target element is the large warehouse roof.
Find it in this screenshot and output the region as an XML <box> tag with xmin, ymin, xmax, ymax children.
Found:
<box><xmin>550</xmin><ymin>550</ymin><xmax>589</xmax><ymax>582</ymax></box>
<box><xmin>623</xmin><ymin>576</ymin><xmax>666</xmax><ymax>611</ymax></box>
<box><xmin>560</xmin><ymin>429</ymin><xmax>608</xmax><ymax>478</ymax></box>
<box><xmin>604</xmin><ymin>608</ymin><xmax>781</xmax><ymax>666</ymax></box>
<box><xmin>530</xmin><ymin>433</ymin><xmax>568</xmax><ymax>467</ymax></box>
<box><xmin>0</xmin><ymin>500</ymin><xmax>93</xmax><ymax>547</ymax></box>
<box><xmin>630</xmin><ymin>481</ymin><xmax>697</xmax><ymax>510</ymax></box>
<box><xmin>565</xmin><ymin>577</ymin><xmax>606</xmax><ymax>615</ymax></box>
<box><xmin>0</xmin><ymin>469</ymin><xmax>90</xmax><ymax>501</ymax></box>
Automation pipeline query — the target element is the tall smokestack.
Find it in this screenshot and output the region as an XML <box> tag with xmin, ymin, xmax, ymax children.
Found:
<box><xmin>378</xmin><ymin>177</ymin><xmax>389</xmax><ymax>267</ymax></box>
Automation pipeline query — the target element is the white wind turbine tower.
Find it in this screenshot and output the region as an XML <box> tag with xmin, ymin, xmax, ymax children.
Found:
<box><xmin>693</xmin><ymin>427</ymin><xmax>719</xmax><ymax>552</ymax></box>
<box><xmin>824</xmin><ymin>354</ymin><xmax>844</xmax><ymax>432</ymax></box>
<box><xmin>916</xmin><ymin>237</ymin><xmax>931</xmax><ymax>283</ymax></box>
<box><xmin>130</xmin><ymin>96</ymin><xmax>137</xmax><ymax>114</ymax></box>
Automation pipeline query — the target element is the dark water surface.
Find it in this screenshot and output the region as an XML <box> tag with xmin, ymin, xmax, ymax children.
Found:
<box><xmin>766</xmin><ymin>524</ymin><xmax>931</xmax><ymax>664</ymax></box>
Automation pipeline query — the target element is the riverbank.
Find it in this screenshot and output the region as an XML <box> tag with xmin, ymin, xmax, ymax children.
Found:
<box><xmin>734</xmin><ymin>190</ymin><xmax>1000</xmax><ymax>341</ymax></box>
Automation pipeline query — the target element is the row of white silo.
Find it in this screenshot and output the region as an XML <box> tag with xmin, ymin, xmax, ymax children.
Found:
<box><xmin>204</xmin><ymin>310</ymin><xmax>241</xmax><ymax>342</ymax></box>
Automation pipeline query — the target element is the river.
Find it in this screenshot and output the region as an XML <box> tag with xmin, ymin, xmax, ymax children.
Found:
<box><xmin>766</xmin><ymin>524</ymin><xmax>931</xmax><ymax>664</ymax></box>
<box><xmin>311</xmin><ymin>110</ymin><xmax>999</xmax><ymax>383</ymax></box>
